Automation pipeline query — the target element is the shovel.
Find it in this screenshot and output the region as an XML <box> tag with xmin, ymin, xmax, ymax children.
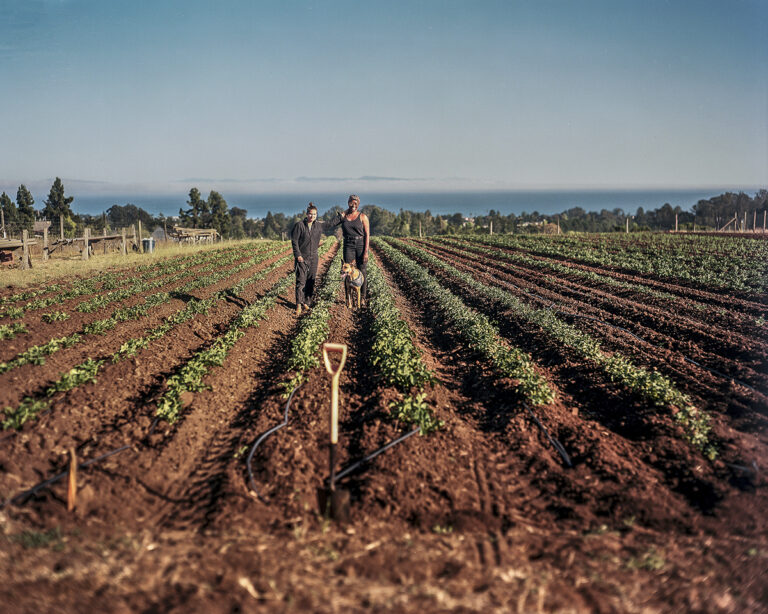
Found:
<box><xmin>317</xmin><ymin>342</ymin><xmax>351</xmax><ymax>522</ymax></box>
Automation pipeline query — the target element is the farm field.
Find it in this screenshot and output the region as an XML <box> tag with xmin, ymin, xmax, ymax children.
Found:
<box><xmin>1</xmin><ymin>233</ymin><xmax>767</xmax><ymax>613</ymax></box>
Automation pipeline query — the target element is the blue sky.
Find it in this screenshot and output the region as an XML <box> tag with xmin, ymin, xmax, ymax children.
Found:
<box><xmin>0</xmin><ymin>0</ymin><xmax>766</xmax><ymax>196</ymax></box>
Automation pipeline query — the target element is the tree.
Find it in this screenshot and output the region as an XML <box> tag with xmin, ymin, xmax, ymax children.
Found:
<box><xmin>42</xmin><ymin>177</ymin><xmax>75</xmax><ymax>221</ymax></box>
<box><xmin>16</xmin><ymin>184</ymin><xmax>36</xmax><ymax>231</ymax></box>
<box><xmin>230</xmin><ymin>207</ymin><xmax>248</xmax><ymax>239</ymax></box>
<box><xmin>1</xmin><ymin>192</ymin><xmax>18</xmax><ymax>233</ymax></box>
<box><xmin>207</xmin><ymin>191</ymin><xmax>230</xmax><ymax>237</ymax></box>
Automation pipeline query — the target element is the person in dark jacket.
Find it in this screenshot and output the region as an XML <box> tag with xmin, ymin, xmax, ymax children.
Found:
<box><xmin>290</xmin><ymin>203</ymin><xmax>323</xmax><ymax>314</ymax></box>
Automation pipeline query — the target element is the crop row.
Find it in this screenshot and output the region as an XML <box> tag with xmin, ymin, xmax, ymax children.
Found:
<box><xmin>375</xmin><ymin>238</ymin><xmax>555</xmax><ymax>407</ymax></box>
<box><xmin>281</xmin><ymin>243</ymin><xmax>343</xmax><ymax>393</ymax></box>
<box><xmin>0</xmin><ymin>242</ymin><xmax>257</xmax><ymax>319</ymax></box>
<box><xmin>470</xmin><ymin>234</ymin><xmax>767</xmax><ymax>295</ymax></box>
<box><xmin>155</xmin><ymin>237</ymin><xmax>337</xmax><ymax>424</ymax></box>
<box><xmin>1</xmin><ymin>241</ymin><xmax>311</xmax><ymax>431</ymax></box>
<box><xmin>393</xmin><ymin>238</ymin><xmax>716</xmax><ymax>458</ymax></box>
<box><xmin>434</xmin><ymin>237</ymin><xmax>678</xmax><ymax>303</ymax></box>
<box><xmin>72</xmin><ymin>242</ymin><xmax>264</xmax><ymax>313</ymax></box>
<box><xmin>0</xmin><ymin>242</ymin><xmax>286</xmax><ymax>376</ymax></box>
<box><xmin>366</xmin><ymin>254</ymin><xmax>440</xmax><ymax>433</ymax></box>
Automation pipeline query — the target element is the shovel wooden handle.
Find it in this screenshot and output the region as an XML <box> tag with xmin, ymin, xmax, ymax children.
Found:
<box><xmin>322</xmin><ymin>343</ymin><xmax>347</xmax><ymax>445</ymax></box>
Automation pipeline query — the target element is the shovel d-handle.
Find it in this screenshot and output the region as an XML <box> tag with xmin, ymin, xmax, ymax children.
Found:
<box><xmin>322</xmin><ymin>343</ymin><xmax>347</xmax><ymax>446</ymax></box>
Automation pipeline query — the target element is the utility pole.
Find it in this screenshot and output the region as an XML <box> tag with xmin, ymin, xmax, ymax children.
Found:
<box><xmin>1</xmin><ymin>208</ymin><xmax>5</xmax><ymax>239</ymax></box>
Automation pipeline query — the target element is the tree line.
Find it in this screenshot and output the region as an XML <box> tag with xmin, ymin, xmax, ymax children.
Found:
<box><xmin>2</xmin><ymin>181</ymin><xmax>766</xmax><ymax>240</ymax></box>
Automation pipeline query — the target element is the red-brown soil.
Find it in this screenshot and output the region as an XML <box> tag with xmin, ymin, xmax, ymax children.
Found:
<box><xmin>1</xmin><ymin>238</ymin><xmax>766</xmax><ymax>613</ymax></box>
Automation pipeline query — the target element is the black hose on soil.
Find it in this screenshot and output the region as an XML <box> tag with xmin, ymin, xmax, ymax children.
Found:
<box><xmin>1</xmin><ymin>417</ymin><xmax>162</xmax><ymax>509</ymax></box>
<box><xmin>2</xmin><ymin>444</ymin><xmax>134</xmax><ymax>508</ymax></box>
<box><xmin>525</xmin><ymin>405</ymin><xmax>573</xmax><ymax>468</ymax></box>
<box><xmin>329</xmin><ymin>427</ymin><xmax>421</xmax><ymax>484</ymax></box>
<box><xmin>246</xmin><ymin>383</ymin><xmax>301</xmax><ymax>502</ymax></box>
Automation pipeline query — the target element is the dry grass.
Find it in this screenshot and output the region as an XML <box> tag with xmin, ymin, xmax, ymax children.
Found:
<box><xmin>1</xmin><ymin>239</ymin><xmax>272</xmax><ymax>289</ymax></box>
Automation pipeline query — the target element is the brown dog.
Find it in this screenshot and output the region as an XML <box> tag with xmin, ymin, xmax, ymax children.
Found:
<box><xmin>341</xmin><ymin>262</ymin><xmax>365</xmax><ymax>309</ymax></box>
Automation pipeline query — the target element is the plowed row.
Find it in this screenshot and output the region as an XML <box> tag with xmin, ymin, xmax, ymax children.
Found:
<box><xmin>1</xmin><ymin>235</ymin><xmax>766</xmax><ymax>613</ymax></box>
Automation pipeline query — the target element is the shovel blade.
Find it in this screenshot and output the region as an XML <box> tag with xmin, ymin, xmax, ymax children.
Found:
<box><xmin>317</xmin><ymin>486</ymin><xmax>350</xmax><ymax>523</ymax></box>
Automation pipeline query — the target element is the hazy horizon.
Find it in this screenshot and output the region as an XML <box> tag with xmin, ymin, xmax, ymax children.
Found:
<box><xmin>1</xmin><ymin>1</ymin><xmax>766</xmax><ymax>194</ymax></box>
<box><xmin>13</xmin><ymin>187</ymin><xmax>756</xmax><ymax>220</ymax></box>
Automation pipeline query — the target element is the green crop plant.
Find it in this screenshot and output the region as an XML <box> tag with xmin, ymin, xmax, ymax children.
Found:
<box><xmin>0</xmin><ymin>322</ymin><xmax>27</xmax><ymax>340</ymax></box>
<box><xmin>389</xmin><ymin>392</ymin><xmax>442</xmax><ymax>434</ymax></box>
<box><xmin>41</xmin><ymin>311</ymin><xmax>70</xmax><ymax>323</ymax></box>
<box><xmin>281</xmin><ymin>244</ymin><xmax>342</xmax><ymax>394</ymax></box>
<box><xmin>376</xmin><ymin>238</ymin><xmax>555</xmax><ymax>407</ymax></box>
<box><xmin>47</xmin><ymin>359</ymin><xmax>104</xmax><ymax>394</ymax></box>
<box><xmin>156</xmin><ymin>272</ymin><xmax>296</xmax><ymax>424</ymax></box>
<box><xmin>0</xmin><ymin>334</ymin><xmax>81</xmax><ymax>374</ymax></box>
<box><xmin>395</xmin><ymin>238</ymin><xmax>715</xmax><ymax>459</ymax></box>
<box><xmin>366</xmin><ymin>254</ymin><xmax>440</xmax><ymax>433</ymax></box>
<box><xmin>0</xmin><ymin>243</ymin><xmax>297</xmax><ymax>430</ymax></box>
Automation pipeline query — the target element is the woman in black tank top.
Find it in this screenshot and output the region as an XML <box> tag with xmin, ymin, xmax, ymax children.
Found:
<box><xmin>339</xmin><ymin>194</ymin><xmax>370</xmax><ymax>300</ymax></box>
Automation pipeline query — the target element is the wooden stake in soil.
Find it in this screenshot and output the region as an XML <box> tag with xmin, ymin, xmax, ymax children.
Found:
<box><xmin>82</xmin><ymin>227</ymin><xmax>90</xmax><ymax>260</ymax></box>
<box><xmin>67</xmin><ymin>448</ymin><xmax>77</xmax><ymax>512</ymax></box>
<box><xmin>43</xmin><ymin>226</ymin><xmax>49</xmax><ymax>261</ymax></box>
<box><xmin>121</xmin><ymin>227</ymin><xmax>126</xmax><ymax>255</ymax></box>
<box><xmin>60</xmin><ymin>215</ymin><xmax>64</xmax><ymax>241</ymax></box>
<box><xmin>138</xmin><ymin>220</ymin><xmax>143</xmax><ymax>253</ymax></box>
<box><xmin>21</xmin><ymin>229</ymin><xmax>30</xmax><ymax>270</ymax></box>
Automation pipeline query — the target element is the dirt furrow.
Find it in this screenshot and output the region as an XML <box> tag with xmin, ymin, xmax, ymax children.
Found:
<box><xmin>464</xmin><ymin>237</ymin><xmax>768</xmax><ymax>318</ymax></box>
<box><xmin>0</xmin><ymin>246</ymin><xmax>292</xmax><ymax>409</ymax></box>
<box><xmin>0</xmin><ymin>246</ymin><xmax>263</xmax><ymax>363</ymax></box>
<box><xmin>380</xmin><ymin>239</ymin><xmax>768</xmax><ymax>531</ymax></box>
<box><xmin>419</xmin><ymin>239</ymin><xmax>768</xmax><ymax>376</ymax></box>
<box><xmin>0</xmin><ymin>248</ymin><xmax>295</xmax><ymax>502</ymax></box>
<box><xmin>413</xmin><ymin>240</ymin><xmax>768</xmax><ymax>420</ymax></box>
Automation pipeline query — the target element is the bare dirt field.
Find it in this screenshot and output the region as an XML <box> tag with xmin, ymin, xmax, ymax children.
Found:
<box><xmin>1</xmin><ymin>235</ymin><xmax>766</xmax><ymax>613</ymax></box>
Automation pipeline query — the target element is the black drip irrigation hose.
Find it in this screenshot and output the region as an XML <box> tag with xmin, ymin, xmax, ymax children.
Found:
<box><xmin>1</xmin><ymin>417</ymin><xmax>162</xmax><ymax>509</ymax></box>
<box><xmin>246</xmin><ymin>384</ymin><xmax>301</xmax><ymax>502</ymax></box>
<box><xmin>525</xmin><ymin>405</ymin><xmax>573</xmax><ymax>468</ymax></box>
<box><xmin>328</xmin><ymin>427</ymin><xmax>421</xmax><ymax>485</ymax></box>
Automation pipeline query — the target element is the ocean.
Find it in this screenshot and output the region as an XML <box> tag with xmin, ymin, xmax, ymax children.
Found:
<box><xmin>68</xmin><ymin>188</ymin><xmax>756</xmax><ymax>219</ymax></box>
